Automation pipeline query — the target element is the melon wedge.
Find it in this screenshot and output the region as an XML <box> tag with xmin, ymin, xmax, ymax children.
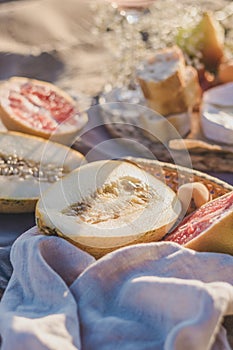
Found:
<box><xmin>0</xmin><ymin>77</ymin><xmax>88</xmax><ymax>145</ymax></box>
<box><xmin>36</xmin><ymin>160</ymin><xmax>181</xmax><ymax>258</ymax></box>
<box><xmin>164</xmin><ymin>191</ymin><xmax>233</xmax><ymax>255</ymax></box>
<box><xmin>0</xmin><ymin>131</ymin><xmax>85</xmax><ymax>213</ymax></box>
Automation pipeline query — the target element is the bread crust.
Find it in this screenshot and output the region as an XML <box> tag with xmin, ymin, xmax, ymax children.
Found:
<box><xmin>137</xmin><ymin>47</ymin><xmax>201</xmax><ymax>116</ymax></box>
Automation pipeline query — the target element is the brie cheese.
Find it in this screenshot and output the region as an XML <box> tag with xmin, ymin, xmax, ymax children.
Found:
<box><xmin>201</xmin><ymin>104</ymin><xmax>233</xmax><ymax>145</ymax></box>
<box><xmin>201</xmin><ymin>83</ymin><xmax>233</xmax><ymax>145</ymax></box>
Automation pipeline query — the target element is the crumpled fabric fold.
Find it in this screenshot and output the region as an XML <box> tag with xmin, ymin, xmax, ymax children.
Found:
<box><xmin>0</xmin><ymin>226</ymin><xmax>233</xmax><ymax>350</ymax></box>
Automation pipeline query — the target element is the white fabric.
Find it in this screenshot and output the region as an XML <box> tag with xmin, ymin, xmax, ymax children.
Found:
<box><xmin>0</xmin><ymin>226</ymin><xmax>233</xmax><ymax>350</ymax></box>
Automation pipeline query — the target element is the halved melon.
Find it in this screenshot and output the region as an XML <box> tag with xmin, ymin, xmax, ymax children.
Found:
<box><xmin>164</xmin><ymin>191</ymin><xmax>233</xmax><ymax>255</ymax></box>
<box><xmin>0</xmin><ymin>77</ymin><xmax>88</xmax><ymax>145</ymax></box>
<box><xmin>36</xmin><ymin>160</ymin><xmax>181</xmax><ymax>258</ymax></box>
<box><xmin>0</xmin><ymin>131</ymin><xmax>85</xmax><ymax>213</ymax></box>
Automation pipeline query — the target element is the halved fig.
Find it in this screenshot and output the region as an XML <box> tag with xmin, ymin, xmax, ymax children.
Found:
<box><xmin>36</xmin><ymin>160</ymin><xmax>181</xmax><ymax>258</ymax></box>
<box><xmin>0</xmin><ymin>77</ymin><xmax>88</xmax><ymax>145</ymax></box>
<box><xmin>164</xmin><ymin>191</ymin><xmax>233</xmax><ymax>255</ymax></box>
<box><xmin>0</xmin><ymin>131</ymin><xmax>85</xmax><ymax>213</ymax></box>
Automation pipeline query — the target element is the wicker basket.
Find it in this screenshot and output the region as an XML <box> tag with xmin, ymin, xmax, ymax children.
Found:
<box><xmin>100</xmin><ymin>105</ymin><xmax>233</xmax><ymax>173</ymax></box>
<box><xmin>125</xmin><ymin>157</ymin><xmax>233</xmax><ymax>203</ymax></box>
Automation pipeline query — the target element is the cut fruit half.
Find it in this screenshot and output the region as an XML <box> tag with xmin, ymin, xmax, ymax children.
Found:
<box><xmin>164</xmin><ymin>191</ymin><xmax>233</xmax><ymax>255</ymax></box>
<box><xmin>36</xmin><ymin>160</ymin><xmax>181</xmax><ymax>258</ymax></box>
<box><xmin>0</xmin><ymin>77</ymin><xmax>88</xmax><ymax>145</ymax></box>
<box><xmin>0</xmin><ymin>131</ymin><xmax>85</xmax><ymax>213</ymax></box>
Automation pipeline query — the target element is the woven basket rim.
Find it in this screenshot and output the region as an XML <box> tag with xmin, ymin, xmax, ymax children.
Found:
<box><xmin>126</xmin><ymin>157</ymin><xmax>233</xmax><ymax>191</ymax></box>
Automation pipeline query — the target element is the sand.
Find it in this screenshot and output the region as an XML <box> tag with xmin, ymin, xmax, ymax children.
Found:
<box><xmin>0</xmin><ymin>0</ymin><xmax>111</xmax><ymax>96</ymax></box>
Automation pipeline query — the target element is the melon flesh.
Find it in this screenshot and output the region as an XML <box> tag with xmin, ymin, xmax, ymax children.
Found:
<box><xmin>36</xmin><ymin>160</ymin><xmax>181</xmax><ymax>256</ymax></box>
<box><xmin>0</xmin><ymin>131</ymin><xmax>85</xmax><ymax>213</ymax></box>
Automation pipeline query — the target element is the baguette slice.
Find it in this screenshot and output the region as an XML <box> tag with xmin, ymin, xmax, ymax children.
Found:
<box><xmin>137</xmin><ymin>46</ymin><xmax>186</xmax><ymax>100</ymax></box>
<box><xmin>184</xmin><ymin>65</ymin><xmax>202</xmax><ymax>109</ymax></box>
<box><xmin>137</xmin><ymin>46</ymin><xmax>201</xmax><ymax>115</ymax></box>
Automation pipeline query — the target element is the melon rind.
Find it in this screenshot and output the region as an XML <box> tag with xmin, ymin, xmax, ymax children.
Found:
<box><xmin>0</xmin><ymin>131</ymin><xmax>85</xmax><ymax>213</ymax></box>
<box><xmin>36</xmin><ymin>160</ymin><xmax>181</xmax><ymax>258</ymax></box>
<box><xmin>0</xmin><ymin>197</ymin><xmax>37</xmax><ymax>214</ymax></box>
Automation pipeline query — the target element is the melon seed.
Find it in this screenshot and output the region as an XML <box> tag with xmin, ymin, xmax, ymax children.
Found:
<box><xmin>62</xmin><ymin>176</ymin><xmax>157</xmax><ymax>224</ymax></box>
<box><xmin>0</xmin><ymin>153</ymin><xmax>66</xmax><ymax>183</ymax></box>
